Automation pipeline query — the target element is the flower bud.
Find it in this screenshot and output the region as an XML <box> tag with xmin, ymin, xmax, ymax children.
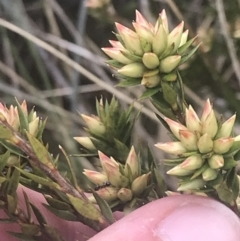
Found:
<box><xmin>81</xmin><ymin>114</ymin><xmax>106</xmax><ymax>135</ymax></box>
<box><xmin>125</xmin><ymin>146</ymin><xmax>139</xmax><ymax>180</ymax></box>
<box><xmin>118</xmin><ymin>63</ymin><xmax>145</xmax><ymax>78</ymax></box>
<box><xmin>208</xmin><ymin>154</ymin><xmax>224</xmax><ymax>169</ymax></box>
<box><xmin>29</xmin><ymin>117</ymin><xmax>39</xmax><ymax>137</ymax></box>
<box><xmin>166</xmin><ymin>21</ymin><xmax>184</xmax><ymax>54</ymax></box>
<box><xmin>117</xmin><ymin>188</ymin><xmax>133</xmax><ymax>202</ymax></box>
<box><xmin>83</xmin><ymin>169</ymin><xmax>107</xmax><ymax>184</ymax></box>
<box><xmin>7</xmin><ymin>155</ymin><xmax>19</xmax><ymax>166</ymax></box>
<box><xmin>115</xmin><ymin>23</ymin><xmax>143</xmax><ymax>56</ymax></box>
<box><xmin>159</xmin><ymin>55</ymin><xmax>181</xmax><ymax>73</ymax></box>
<box><xmin>213</xmin><ymin>137</ymin><xmax>234</xmax><ymax>154</ymax></box>
<box><xmin>201</xmin><ymin>109</ymin><xmax>218</xmax><ymax>138</ymax></box>
<box><xmin>201</xmin><ymin>99</ymin><xmax>212</xmax><ymax>123</ymax></box>
<box><xmin>135</xmin><ymin>10</ymin><xmax>152</xmax><ymax>29</ymax></box>
<box><xmin>74</xmin><ymin>137</ymin><xmax>96</xmax><ymax>151</ymax></box>
<box><xmin>179</xmin><ymin>29</ymin><xmax>189</xmax><ymax>47</ymax></box>
<box><xmin>131</xmin><ymin>173</ymin><xmax>150</xmax><ymax>196</ymax></box>
<box><xmin>152</xmin><ymin>24</ymin><xmax>167</xmax><ymax>57</ymax></box>
<box><xmin>155</xmin><ymin>142</ymin><xmax>187</xmax><ymax>155</ymax></box>
<box><xmin>98</xmin><ymin>151</ymin><xmax>113</xmax><ymax>174</ymax></box>
<box><xmin>179</xmin><ymin>130</ymin><xmax>198</xmax><ymax>151</ymax></box>
<box><xmin>185</xmin><ymin>105</ymin><xmax>202</xmax><ymax>133</ymax></box>
<box><xmin>177</xmin><ymin>178</ymin><xmax>206</xmax><ymax>191</ymax></box>
<box><xmin>142</xmin><ymin>52</ymin><xmax>160</xmax><ymax>69</ymax></box>
<box><xmin>197</xmin><ymin>133</ymin><xmax>213</xmax><ymax>153</ymax></box>
<box><xmin>180</xmin><ymin>155</ymin><xmax>203</xmax><ymax>171</ymax></box>
<box><xmin>202</xmin><ymin>167</ymin><xmax>218</xmax><ymax>181</ymax></box>
<box><xmin>20</xmin><ymin>100</ymin><xmax>28</xmax><ymax>117</ymax></box>
<box><xmin>159</xmin><ymin>9</ymin><xmax>169</xmax><ymax>34</ymax></box>
<box><xmin>141</xmin><ymin>73</ymin><xmax>161</xmax><ymax>88</ymax></box>
<box><xmin>167</xmin><ymin>164</ymin><xmax>194</xmax><ymax>176</ymax></box>
<box><xmin>102</xmin><ymin>47</ymin><xmax>133</xmax><ymax>64</ymax></box>
<box><xmin>132</xmin><ymin>22</ymin><xmax>153</xmax><ymax>43</ymax></box>
<box><xmin>216</xmin><ymin>114</ymin><xmax>236</xmax><ymax>138</ymax></box>
<box><xmin>164</xmin><ymin>117</ymin><xmax>188</xmax><ymax>140</ymax></box>
<box><xmin>97</xmin><ymin>187</ymin><xmax>118</xmax><ymax>202</ymax></box>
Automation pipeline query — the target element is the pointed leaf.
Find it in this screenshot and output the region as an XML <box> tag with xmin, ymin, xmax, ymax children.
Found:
<box><xmin>23</xmin><ymin>190</ymin><xmax>32</xmax><ymax>221</ymax></box>
<box><xmin>19</xmin><ymin>223</ymin><xmax>40</xmax><ymax>236</ymax></box>
<box><xmin>0</xmin><ymin>150</ymin><xmax>10</xmax><ymax>173</ymax></box>
<box><xmin>45</xmin><ymin>196</ymin><xmax>72</xmax><ymax>210</ymax></box>
<box><xmin>26</xmin><ymin>132</ymin><xmax>54</xmax><ymax>167</ymax></box>
<box><xmin>116</xmin><ymin>76</ymin><xmax>141</xmax><ymax>87</ymax></box>
<box><xmin>7</xmin><ymin>194</ymin><xmax>17</xmax><ymax>213</ymax></box>
<box><xmin>105</xmin><ymin>59</ymin><xmax>124</xmax><ymax>68</ymax></box>
<box><xmin>92</xmin><ymin>190</ymin><xmax>114</xmax><ymax>223</ymax></box>
<box><xmin>7</xmin><ymin>166</ymin><xmax>20</xmax><ymax>195</ymax></box>
<box><xmin>0</xmin><ymin>140</ymin><xmax>25</xmax><ymax>157</ymax></box>
<box><xmin>180</xmin><ymin>43</ymin><xmax>201</xmax><ymax>65</ymax></box>
<box><xmin>43</xmin><ymin>224</ymin><xmax>65</xmax><ymax>241</ymax></box>
<box><xmin>7</xmin><ymin>232</ymin><xmax>36</xmax><ymax>241</ymax></box>
<box><xmin>161</xmin><ymin>81</ymin><xmax>177</xmax><ymax>107</ymax></box>
<box><xmin>138</xmin><ymin>88</ymin><xmax>160</xmax><ymax>100</ymax></box>
<box><xmin>30</xmin><ymin>202</ymin><xmax>47</xmax><ymax>225</ymax></box>
<box><xmin>43</xmin><ymin>204</ymin><xmax>78</xmax><ymax>221</ymax></box>
<box><xmin>178</xmin><ymin>36</ymin><xmax>197</xmax><ymax>55</ymax></box>
<box><xmin>15</xmin><ymin>98</ymin><xmax>29</xmax><ymax>132</ymax></box>
<box><xmin>67</xmin><ymin>194</ymin><xmax>102</xmax><ymax>221</ymax></box>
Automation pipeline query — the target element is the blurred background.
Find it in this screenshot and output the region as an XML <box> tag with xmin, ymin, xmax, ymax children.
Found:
<box><xmin>0</xmin><ymin>0</ymin><xmax>240</xmax><ymax>187</ymax></box>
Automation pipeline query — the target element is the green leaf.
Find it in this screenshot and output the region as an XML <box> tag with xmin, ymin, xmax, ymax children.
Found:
<box><xmin>45</xmin><ymin>196</ymin><xmax>72</xmax><ymax>210</ymax></box>
<box><xmin>7</xmin><ymin>166</ymin><xmax>20</xmax><ymax>196</ymax></box>
<box><xmin>7</xmin><ymin>194</ymin><xmax>17</xmax><ymax>213</ymax></box>
<box><xmin>116</xmin><ymin>77</ymin><xmax>141</xmax><ymax>87</ymax></box>
<box><xmin>180</xmin><ymin>43</ymin><xmax>201</xmax><ymax>65</ymax></box>
<box><xmin>30</xmin><ymin>202</ymin><xmax>47</xmax><ymax>226</ymax></box>
<box><xmin>67</xmin><ymin>194</ymin><xmax>102</xmax><ymax>221</ymax></box>
<box><xmin>15</xmin><ymin>168</ymin><xmax>60</xmax><ymax>189</ymax></box>
<box><xmin>0</xmin><ymin>125</ymin><xmax>14</xmax><ymax>140</ymax></box>
<box><xmin>92</xmin><ymin>191</ymin><xmax>114</xmax><ymax>224</ymax></box>
<box><xmin>223</xmin><ymin>157</ymin><xmax>237</xmax><ymax>170</ymax></box>
<box><xmin>43</xmin><ymin>204</ymin><xmax>78</xmax><ymax>221</ymax></box>
<box><xmin>161</xmin><ymin>81</ymin><xmax>177</xmax><ymax>106</ymax></box>
<box><xmin>178</xmin><ymin>36</ymin><xmax>198</xmax><ymax>55</ymax></box>
<box><xmin>15</xmin><ymin>98</ymin><xmax>29</xmax><ymax>132</ymax></box>
<box><xmin>216</xmin><ymin>182</ymin><xmax>234</xmax><ymax>204</ymax></box>
<box><xmin>26</xmin><ymin>132</ymin><xmax>54</xmax><ymax>167</ymax></box>
<box><xmin>226</xmin><ymin>169</ymin><xmax>239</xmax><ymax>199</ymax></box>
<box><xmin>0</xmin><ymin>150</ymin><xmax>10</xmax><ymax>173</ymax></box>
<box><xmin>43</xmin><ymin>224</ymin><xmax>65</xmax><ymax>241</ymax></box>
<box><xmin>19</xmin><ymin>223</ymin><xmax>40</xmax><ymax>236</ymax></box>
<box><xmin>7</xmin><ymin>232</ymin><xmax>36</xmax><ymax>241</ymax></box>
<box><xmin>152</xmin><ymin>168</ymin><xmax>166</xmax><ymax>198</ymax></box>
<box><xmin>23</xmin><ymin>190</ymin><xmax>32</xmax><ymax>221</ymax></box>
<box><xmin>138</xmin><ymin>88</ymin><xmax>160</xmax><ymax>100</ymax></box>
<box><xmin>0</xmin><ymin>140</ymin><xmax>25</xmax><ymax>157</ymax></box>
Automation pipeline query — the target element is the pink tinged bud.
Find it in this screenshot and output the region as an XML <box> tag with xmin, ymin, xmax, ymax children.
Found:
<box><xmin>20</xmin><ymin>100</ymin><xmax>28</xmax><ymax>116</ymax></box>
<box><xmin>74</xmin><ymin>137</ymin><xmax>96</xmax><ymax>151</ymax></box>
<box><xmin>177</xmin><ymin>178</ymin><xmax>206</xmax><ymax>191</ymax></box>
<box><xmin>216</xmin><ymin>114</ymin><xmax>236</xmax><ymax>138</ymax></box>
<box><xmin>152</xmin><ymin>24</ymin><xmax>167</xmax><ymax>57</ymax></box>
<box><xmin>97</xmin><ymin>187</ymin><xmax>118</xmax><ymax>202</ymax></box>
<box><xmin>98</xmin><ymin>151</ymin><xmax>113</xmax><ymax>174</ymax></box>
<box><xmin>115</xmin><ymin>23</ymin><xmax>143</xmax><ymax>56</ymax></box>
<box><xmin>142</xmin><ymin>52</ymin><xmax>160</xmax><ymax>69</ymax></box>
<box><xmin>83</xmin><ymin>169</ymin><xmax>107</xmax><ymax>184</ymax></box>
<box><xmin>179</xmin><ymin>29</ymin><xmax>189</xmax><ymax>47</ymax></box>
<box><xmin>117</xmin><ymin>188</ymin><xmax>133</xmax><ymax>202</ymax></box>
<box><xmin>159</xmin><ymin>9</ymin><xmax>169</xmax><ymax>34</ymax></box>
<box><xmin>102</xmin><ymin>47</ymin><xmax>133</xmax><ymax>64</ymax></box>
<box><xmin>109</xmin><ymin>40</ymin><xmax>124</xmax><ymax>49</ymax></box>
<box><xmin>197</xmin><ymin>133</ymin><xmax>213</xmax><ymax>153</ymax></box>
<box><xmin>155</xmin><ymin>142</ymin><xmax>187</xmax><ymax>155</ymax></box>
<box><xmin>125</xmin><ymin>146</ymin><xmax>139</xmax><ymax>180</ymax></box>
<box><xmin>185</xmin><ymin>105</ymin><xmax>202</xmax><ymax>133</ymax></box>
<box><xmin>180</xmin><ymin>155</ymin><xmax>203</xmax><ymax>171</ymax></box>
<box><xmin>208</xmin><ymin>154</ymin><xmax>224</xmax><ymax>169</ymax></box>
<box><xmin>201</xmin><ymin>109</ymin><xmax>218</xmax><ymax>138</ymax></box>
<box><xmin>167</xmin><ymin>21</ymin><xmax>184</xmax><ymax>54</ymax></box>
<box><xmin>131</xmin><ymin>173</ymin><xmax>150</xmax><ymax>196</ymax></box>
<box><xmin>213</xmin><ymin>137</ymin><xmax>234</xmax><ymax>154</ymax></box>
<box><xmin>235</xmin><ymin>135</ymin><xmax>240</xmax><ymax>141</ymax></box>
<box><xmin>201</xmin><ymin>99</ymin><xmax>212</xmax><ymax>123</ymax></box>
<box><xmin>118</xmin><ymin>63</ymin><xmax>145</xmax><ymax>78</ymax></box>
<box><xmin>9</xmin><ymin>106</ymin><xmax>19</xmax><ymax>130</ymax></box>
<box><xmin>81</xmin><ymin>114</ymin><xmax>106</xmax><ymax>135</ymax></box>
<box><xmin>179</xmin><ymin>130</ymin><xmax>198</xmax><ymax>151</ymax></box>
<box><xmin>202</xmin><ymin>167</ymin><xmax>218</xmax><ymax>181</ymax></box>
<box><xmin>132</xmin><ymin>22</ymin><xmax>153</xmax><ymax>42</ymax></box>
<box><xmin>141</xmin><ymin>73</ymin><xmax>161</xmax><ymax>88</ymax></box>
<box><xmin>164</xmin><ymin>117</ymin><xmax>188</xmax><ymax>140</ymax></box>
<box><xmin>135</xmin><ymin>10</ymin><xmax>149</xmax><ymax>29</ymax></box>
<box><xmin>159</xmin><ymin>55</ymin><xmax>181</xmax><ymax>73</ymax></box>
<box><xmin>29</xmin><ymin>117</ymin><xmax>39</xmax><ymax>136</ymax></box>
<box><xmin>167</xmin><ymin>164</ymin><xmax>194</xmax><ymax>176</ymax></box>
<box><xmin>105</xmin><ymin>157</ymin><xmax>129</xmax><ymax>188</ymax></box>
